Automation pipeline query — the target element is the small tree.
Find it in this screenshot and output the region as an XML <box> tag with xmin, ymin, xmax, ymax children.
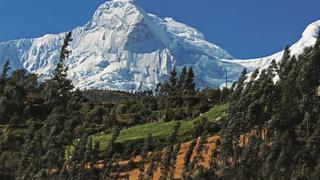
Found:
<box><xmin>169</xmin><ymin>67</ymin><xmax>178</xmax><ymax>95</ymax></box>
<box><xmin>104</xmin><ymin>127</ymin><xmax>120</xmax><ymax>178</ymax></box>
<box><xmin>177</xmin><ymin>66</ymin><xmax>187</xmax><ymax>95</ymax></box>
<box><xmin>191</xmin><ymin>135</ymin><xmax>207</xmax><ymax>170</ymax></box>
<box><xmin>182</xmin><ymin>67</ymin><xmax>195</xmax><ymax>96</ymax></box>
<box><xmin>183</xmin><ymin>138</ymin><xmax>197</xmax><ymax>177</ymax></box>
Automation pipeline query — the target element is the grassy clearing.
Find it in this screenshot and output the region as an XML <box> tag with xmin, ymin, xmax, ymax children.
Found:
<box><xmin>92</xmin><ymin>134</ymin><xmax>112</xmax><ymax>151</ymax></box>
<box><xmin>117</xmin><ymin>121</ymin><xmax>175</xmax><ymax>143</ymax></box>
<box><xmin>195</xmin><ymin>103</ymin><xmax>228</xmax><ymax>122</ymax></box>
<box><xmin>68</xmin><ymin>103</ymin><xmax>228</xmax><ymax>155</ymax></box>
<box><xmin>101</xmin><ymin>103</ymin><xmax>226</xmax><ymax>146</ymax></box>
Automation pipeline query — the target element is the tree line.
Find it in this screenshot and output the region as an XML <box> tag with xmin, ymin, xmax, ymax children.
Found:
<box><xmin>0</xmin><ymin>32</ymin><xmax>227</xmax><ymax>179</ymax></box>
<box><xmin>216</xmin><ymin>33</ymin><xmax>320</xmax><ymax>179</ymax></box>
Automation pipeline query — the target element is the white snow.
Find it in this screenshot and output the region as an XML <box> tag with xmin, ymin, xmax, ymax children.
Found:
<box><xmin>223</xmin><ymin>20</ymin><xmax>320</xmax><ymax>71</ymax></box>
<box><xmin>0</xmin><ymin>0</ymin><xmax>242</xmax><ymax>91</ymax></box>
<box><xmin>0</xmin><ymin>0</ymin><xmax>318</xmax><ymax>91</ymax></box>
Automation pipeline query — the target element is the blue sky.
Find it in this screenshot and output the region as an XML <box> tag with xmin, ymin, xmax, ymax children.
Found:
<box><xmin>0</xmin><ymin>0</ymin><xmax>319</xmax><ymax>58</ymax></box>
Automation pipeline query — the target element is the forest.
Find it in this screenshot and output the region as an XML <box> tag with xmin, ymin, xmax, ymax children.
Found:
<box><xmin>0</xmin><ymin>31</ymin><xmax>320</xmax><ymax>180</ymax></box>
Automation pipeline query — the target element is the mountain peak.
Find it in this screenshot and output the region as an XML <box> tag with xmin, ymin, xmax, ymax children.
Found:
<box><xmin>111</xmin><ymin>0</ymin><xmax>135</xmax><ymax>2</ymax></box>
<box><xmin>302</xmin><ymin>20</ymin><xmax>320</xmax><ymax>39</ymax></box>
<box><xmin>224</xmin><ymin>19</ymin><xmax>320</xmax><ymax>72</ymax></box>
<box><xmin>89</xmin><ymin>0</ymin><xmax>143</xmax><ymax>29</ymax></box>
<box><xmin>0</xmin><ymin>1</ymin><xmax>240</xmax><ymax>91</ymax></box>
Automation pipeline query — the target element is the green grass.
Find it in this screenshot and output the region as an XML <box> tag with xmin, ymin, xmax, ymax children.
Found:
<box><xmin>115</xmin><ymin>115</ymin><xmax>205</xmax><ymax>144</ymax></box>
<box><xmin>117</xmin><ymin>121</ymin><xmax>176</xmax><ymax>143</ymax></box>
<box><xmin>92</xmin><ymin>134</ymin><xmax>112</xmax><ymax>151</ymax></box>
<box><xmin>65</xmin><ymin>145</ymin><xmax>75</xmax><ymax>160</ymax></box>
<box><xmin>68</xmin><ymin>103</ymin><xmax>228</xmax><ymax>155</ymax></box>
<box><xmin>195</xmin><ymin>103</ymin><xmax>228</xmax><ymax>122</ymax></box>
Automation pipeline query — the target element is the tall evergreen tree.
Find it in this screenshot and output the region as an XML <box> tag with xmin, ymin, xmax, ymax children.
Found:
<box><xmin>104</xmin><ymin>127</ymin><xmax>120</xmax><ymax>178</ymax></box>
<box><xmin>161</xmin><ymin>122</ymin><xmax>181</xmax><ymax>179</ymax></box>
<box><xmin>191</xmin><ymin>134</ymin><xmax>207</xmax><ymax>170</ymax></box>
<box><xmin>43</xmin><ymin>32</ymin><xmax>74</xmax><ymax>109</ymax></box>
<box><xmin>0</xmin><ymin>60</ymin><xmax>10</xmax><ymax>90</ymax></box>
<box><xmin>183</xmin><ymin>67</ymin><xmax>196</xmax><ymax>96</ymax></box>
<box><xmin>169</xmin><ymin>67</ymin><xmax>178</xmax><ymax>95</ymax></box>
<box><xmin>279</xmin><ymin>45</ymin><xmax>291</xmax><ymax>72</ymax></box>
<box><xmin>177</xmin><ymin>66</ymin><xmax>187</xmax><ymax>95</ymax></box>
<box><xmin>183</xmin><ymin>138</ymin><xmax>197</xmax><ymax>178</ymax></box>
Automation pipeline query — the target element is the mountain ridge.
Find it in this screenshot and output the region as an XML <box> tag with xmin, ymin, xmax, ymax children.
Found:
<box><xmin>0</xmin><ymin>0</ymin><xmax>319</xmax><ymax>91</ymax></box>
<box><xmin>0</xmin><ymin>0</ymin><xmax>243</xmax><ymax>91</ymax></box>
<box><xmin>224</xmin><ymin>20</ymin><xmax>320</xmax><ymax>71</ymax></box>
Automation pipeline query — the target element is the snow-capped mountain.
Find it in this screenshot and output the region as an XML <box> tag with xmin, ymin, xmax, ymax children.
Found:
<box><xmin>224</xmin><ymin>20</ymin><xmax>320</xmax><ymax>71</ymax></box>
<box><xmin>1</xmin><ymin>0</ymin><xmax>318</xmax><ymax>91</ymax></box>
<box><xmin>0</xmin><ymin>0</ymin><xmax>243</xmax><ymax>91</ymax></box>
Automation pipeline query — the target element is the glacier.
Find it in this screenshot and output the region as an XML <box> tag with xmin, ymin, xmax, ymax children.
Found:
<box><xmin>0</xmin><ymin>0</ymin><xmax>319</xmax><ymax>91</ymax></box>
<box><xmin>0</xmin><ymin>0</ymin><xmax>243</xmax><ymax>91</ymax></box>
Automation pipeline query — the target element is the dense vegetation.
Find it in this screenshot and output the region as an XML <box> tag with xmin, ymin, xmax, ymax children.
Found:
<box><xmin>1</xmin><ymin>30</ymin><xmax>320</xmax><ymax>179</ymax></box>
<box><xmin>0</xmin><ymin>32</ymin><xmax>228</xmax><ymax>179</ymax></box>
<box><xmin>216</xmin><ymin>34</ymin><xmax>320</xmax><ymax>179</ymax></box>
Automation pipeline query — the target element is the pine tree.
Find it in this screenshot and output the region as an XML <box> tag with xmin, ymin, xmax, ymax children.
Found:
<box><xmin>146</xmin><ymin>155</ymin><xmax>157</xmax><ymax>179</ymax></box>
<box><xmin>267</xmin><ymin>59</ymin><xmax>278</xmax><ymax>77</ymax></box>
<box><xmin>0</xmin><ymin>60</ymin><xmax>10</xmax><ymax>91</ymax></box>
<box><xmin>0</xmin><ymin>71</ymin><xmax>26</xmax><ymax>124</ymax></box>
<box><xmin>104</xmin><ymin>127</ymin><xmax>120</xmax><ymax>178</ymax></box>
<box><xmin>169</xmin><ymin>66</ymin><xmax>178</xmax><ymax>95</ymax></box>
<box><xmin>218</xmin><ymin>32</ymin><xmax>320</xmax><ymax>179</ymax></box>
<box><xmin>155</xmin><ymin>82</ymin><xmax>161</xmax><ymax>96</ymax></box>
<box><xmin>42</xmin><ymin>111</ymin><xmax>69</xmax><ymax>173</ymax></box>
<box><xmin>169</xmin><ymin>142</ymin><xmax>181</xmax><ymax>180</ymax></box>
<box><xmin>0</xmin><ymin>61</ymin><xmax>12</xmax><ymax>123</ymax></box>
<box><xmin>206</xmin><ymin>147</ymin><xmax>219</xmax><ymax>179</ymax></box>
<box><xmin>279</xmin><ymin>45</ymin><xmax>291</xmax><ymax>72</ymax></box>
<box><xmin>298</xmin><ymin>32</ymin><xmax>320</xmax><ymax>96</ymax></box>
<box><xmin>142</xmin><ymin>132</ymin><xmax>152</xmax><ymax>159</ymax></box>
<box><xmin>183</xmin><ymin>138</ymin><xmax>197</xmax><ymax>178</ymax></box>
<box><xmin>43</xmin><ymin>32</ymin><xmax>74</xmax><ymax>109</ymax></box>
<box><xmin>138</xmin><ymin>132</ymin><xmax>153</xmax><ymax>180</ymax></box>
<box><xmin>68</xmin><ymin>134</ymin><xmax>89</xmax><ymax>179</ymax></box>
<box><xmin>183</xmin><ymin>67</ymin><xmax>196</xmax><ymax>96</ymax></box>
<box><xmin>161</xmin><ymin>122</ymin><xmax>181</xmax><ymax>179</ymax></box>
<box><xmin>67</xmin><ymin>88</ymin><xmax>83</xmax><ymax>112</ymax></box>
<box><xmin>232</xmin><ymin>68</ymin><xmax>247</xmax><ymax>99</ymax></box>
<box><xmin>191</xmin><ymin>135</ymin><xmax>207</xmax><ymax>170</ymax></box>
<box><xmin>17</xmin><ymin>130</ymin><xmax>43</xmax><ymax>180</ymax></box>
<box><xmin>177</xmin><ymin>66</ymin><xmax>187</xmax><ymax>95</ymax></box>
<box><xmin>278</xmin><ymin>46</ymin><xmax>292</xmax><ymax>80</ymax></box>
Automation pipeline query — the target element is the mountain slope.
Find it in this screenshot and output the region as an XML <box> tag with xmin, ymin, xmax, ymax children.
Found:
<box><xmin>223</xmin><ymin>20</ymin><xmax>320</xmax><ymax>71</ymax></box>
<box><xmin>0</xmin><ymin>0</ymin><xmax>243</xmax><ymax>91</ymax></box>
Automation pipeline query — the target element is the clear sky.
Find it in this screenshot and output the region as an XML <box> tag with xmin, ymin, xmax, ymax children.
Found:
<box><xmin>0</xmin><ymin>0</ymin><xmax>319</xmax><ymax>59</ymax></box>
